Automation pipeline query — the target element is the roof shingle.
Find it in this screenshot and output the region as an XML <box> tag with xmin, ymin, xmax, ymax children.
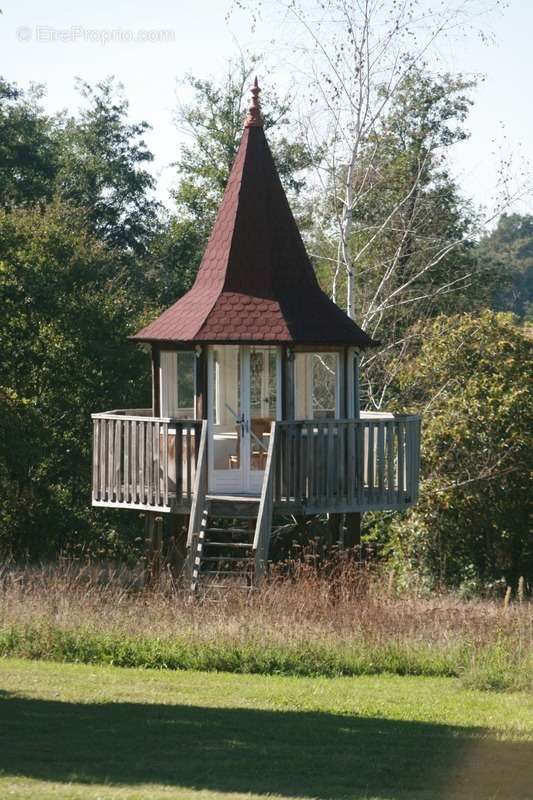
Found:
<box><xmin>133</xmin><ymin>96</ymin><xmax>375</xmax><ymax>348</ymax></box>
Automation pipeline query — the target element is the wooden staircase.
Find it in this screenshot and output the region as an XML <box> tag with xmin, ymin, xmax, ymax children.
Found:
<box><xmin>189</xmin><ymin>496</ymin><xmax>260</xmax><ymax>593</ymax></box>
<box><xmin>186</xmin><ymin>422</ymin><xmax>278</xmax><ymax>595</ymax></box>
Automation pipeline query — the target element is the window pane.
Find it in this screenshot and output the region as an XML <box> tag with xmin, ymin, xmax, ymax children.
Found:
<box><xmin>212</xmin><ymin>347</ymin><xmax>241</xmax><ymax>470</ymax></box>
<box><xmin>295</xmin><ymin>352</ymin><xmax>338</xmax><ymax>420</ymax></box>
<box><xmin>176</xmin><ymin>352</ymin><xmax>195</xmax><ymax>418</ymax></box>
<box><xmin>312</xmin><ymin>353</ymin><xmax>337</xmax><ymax>419</ymax></box>
<box><xmin>249</xmin><ymin>346</ymin><xmax>278</xmax><ymax>471</ymax></box>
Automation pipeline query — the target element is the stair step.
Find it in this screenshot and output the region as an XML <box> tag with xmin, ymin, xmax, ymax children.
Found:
<box><xmin>206</xmin><ymin>495</ymin><xmax>260</xmax><ymax>502</ymax></box>
<box><xmin>203</xmin><ymin>541</ymin><xmax>253</xmax><ymax>549</ymax></box>
<box><xmin>205</xmin><ymin>527</ymin><xmax>254</xmax><ymax>536</ymax></box>
<box><xmin>202</xmin><ymin>555</ymin><xmax>254</xmax><ymax>563</ymax></box>
<box><xmin>199</xmin><ymin>583</ymin><xmax>253</xmax><ymax>591</ymax></box>
<box><xmin>202</xmin><ymin>570</ymin><xmax>252</xmax><ymax>576</ymax></box>
<box><xmin>207</xmin><ymin>499</ymin><xmax>260</xmax><ymax>518</ymax></box>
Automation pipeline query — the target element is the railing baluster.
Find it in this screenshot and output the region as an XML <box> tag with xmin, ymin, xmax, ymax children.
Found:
<box><xmin>186</xmin><ymin>424</ymin><xmax>192</xmax><ymax>502</ymax></box>
<box><xmin>176</xmin><ymin>423</ymin><xmax>183</xmax><ymax>501</ymax></box>
<box><xmin>327</xmin><ymin>421</ymin><xmax>335</xmax><ymax>506</ymax></box>
<box><xmin>339</xmin><ymin>422</ymin><xmax>346</xmax><ymax>502</ymax></box>
<box><xmin>99</xmin><ymin>419</ymin><xmax>106</xmax><ymax>501</ymax></box>
<box><xmin>123</xmin><ymin>420</ymin><xmax>130</xmax><ymax>503</ymax></box>
<box><xmin>147</xmin><ymin>422</ymin><xmax>154</xmax><ymax>505</ymax></box>
<box><xmin>154</xmin><ymin>420</ymin><xmax>160</xmax><ymax>507</ymax></box>
<box><xmin>162</xmin><ymin>422</ymin><xmax>168</xmax><ymax>507</ymax></box>
<box><xmin>274</xmin><ymin>425</ymin><xmax>282</xmax><ymax>503</ymax></box>
<box><xmin>356</xmin><ymin>422</ymin><xmax>364</xmax><ymax>507</ymax></box>
<box><xmin>306</xmin><ymin>422</ymin><xmax>314</xmax><ymax>506</ymax></box>
<box><xmin>294</xmin><ymin>424</ymin><xmax>301</xmax><ymax>504</ymax></box>
<box><xmin>131</xmin><ymin>421</ymin><xmax>138</xmax><ymax>504</ymax></box>
<box><xmin>284</xmin><ymin>425</ymin><xmax>291</xmax><ymax>502</ymax></box>
<box><xmin>114</xmin><ymin>419</ymin><xmax>121</xmax><ymax>502</ymax></box>
<box><xmin>397</xmin><ymin>421</ymin><xmax>405</xmax><ymax>499</ymax></box>
<box><xmin>406</xmin><ymin>419</ymin><xmax>414</xmax><ymax>501</ymax></box>
<box><xmin>377</xmin><ymin>421</ymin><xmax>385</xmax><ymax>507</ymax></box>
<box><xmin>345</xmin><ymin>422</ymin><xmax>355</xmax><ymax>505</ymax></box>
<box><xmin>318</xmin><ymin>422</ymin><xmax>324</xmax><ymax>505</ymax></box>
<box><xmin>92</xmin><ymin>420</ymin><xmax>99</xmax><ymax>502</ymax></box>
<box><xmin>367</xmin><ymin>422</ymin><xmax>375</xmax><ymax>504</ymax></box>
<box><xmin>299</xmin><ymin>423</ymin><xmax>306</xmax><ymax>502</ymax></box>
<box><xmin>107</xmin><ymin>420</ymin><xmax>114</xmax><ymax>502</ymax></box>
<box><xmin>139</xmin><ymin>422</ymin><xmax>145</xmax><ymax>504</ymax></box>
<box><xmin>415</xmin><ymin>418</ymin><xmax>421</xmax><ymax>501</ymax></box>
<box><xmin>386</xmin><ymin>420</ymin><xmax>395</xmax><ymax>506</ymax></box>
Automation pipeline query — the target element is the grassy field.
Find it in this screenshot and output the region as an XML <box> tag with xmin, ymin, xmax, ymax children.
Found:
<box><xmin>0</xmin><ymin>658</ymin><xmax>532</xmax><ymax>800</ymax></box>
<box><xmin>1</xmin><ymin>563</ymin><xmax>531</xmax><ymax>691</ymax></box>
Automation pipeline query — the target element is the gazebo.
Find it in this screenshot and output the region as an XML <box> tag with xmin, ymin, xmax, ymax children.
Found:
<box><xmin>91</xmin><ymin>80</ymin><xmax>421</xmax><ymax>590</ymax></box>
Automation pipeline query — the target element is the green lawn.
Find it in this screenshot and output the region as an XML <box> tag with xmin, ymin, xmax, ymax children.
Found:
<box><xmin>0</xmin><ymin>659</ymin><xmax>531</xmax><ymax>800</ymax></box>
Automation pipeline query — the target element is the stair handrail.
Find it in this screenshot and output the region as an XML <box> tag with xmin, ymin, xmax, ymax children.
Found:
<box><xmin>253</xmin><ymin>421</ymin><xmax>277</xmax><ymax>582</ymax></box>
<box><xmin>187</xmin><ymin>419</ymin><xmax>208</xmax><ymax>548</ymax></box>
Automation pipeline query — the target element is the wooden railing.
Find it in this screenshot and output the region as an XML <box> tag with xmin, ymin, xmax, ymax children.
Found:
<box><xmin>253</xmin><ymin>422</ymin><xmax>278</xmax><ymax>580</ymax></box>
<box><xmin>186</xmin><ymin>421</ymin><xmax>208</xmax><ymax>548</ymax></box>
<box><xmin>92</xmin><ymin>410</ymin><xmax>203</xmax><ymax>512</ymax></box>
<box><xmin>273</xmin><ymin>414</ymin><xmax>421</xmax><ymax>513</ymax></box>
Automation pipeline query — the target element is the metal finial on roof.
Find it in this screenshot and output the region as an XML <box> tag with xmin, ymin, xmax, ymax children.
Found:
<box><xmin>244</xmin><ymin>76</ymin><xmax>263</xmax><ymax>128</ymax></box>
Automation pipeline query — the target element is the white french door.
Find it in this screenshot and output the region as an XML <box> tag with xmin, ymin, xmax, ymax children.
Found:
<box><xmin>207</xmin><ymin>345</ymin><xmax>280</xmax><ymax>494</ymax></box>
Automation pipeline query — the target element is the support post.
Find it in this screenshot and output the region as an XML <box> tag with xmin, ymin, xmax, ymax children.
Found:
<box><xmin>327</xmin><ymin>512</ymin><xmax>344</xmax><ymax>548</ymax></box>
<box><xmin>195</xmin><ymin>346</ymin><xmax>207</xmax><ymax>420</ymax></box>
<box><xmin>151</xmin><ymin>346</ymin><xmax>161</xmax><ymax>417</ymax></box>
<box><xmin>344</xmin><ymin>511</ymin><xmax>362</xmax><ymax>551</ymax></box>
<box><xmin>167</xmin><ymin>513</ymin><xmax>189</xmax><ymax>577</ymax></box>
<box><xmin>144</xmin><ymin>512</ymin><xmax>163</xmax><ymax>586</ymax></box>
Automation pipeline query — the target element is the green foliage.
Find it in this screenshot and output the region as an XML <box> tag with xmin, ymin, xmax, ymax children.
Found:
<box><xmin>313</xmin><ymin>70</ymin><xmax>479</xmax><ymax>406</ymax></box>
<box><xmin>56</xmin><ymin>78</ymin><xmax>160</xmax><ymax>256</ymax></box>
<box><xmin>479</xmin><ymin>213</ymin><xmax>533</xmax><ymax>320</ymax></box>
<box><xmin>0</xmin><ymin>78</ymin><xmax>61</xmax><ymax>208</ymax></box>
<box><xmin>0</xmin><ymin>61</ymin><xmax>530</xmax><ymax>593</ymax></box>
<box><xmin>316</xmin><ymin>70</ymin><xmax>477</xmax><ymax>303</ymax></box>
<box><xmin>1</xmin><ymin>622</ymin><xmax>531</xmax><ymax>691</ymax></box>
<box><xmin>0</xmin><ymin>201</ymin><xmax>149</xmax><ymax>556</ymax></box>
<box><xmin>172</xmin><ymin>59</ymin><xmax>313</xmax><ymax>271</ymax></box>
<box><xmin>380</xmin><ymin>312</ymin><xmax>532</xmax><ymax>588</ymax></box>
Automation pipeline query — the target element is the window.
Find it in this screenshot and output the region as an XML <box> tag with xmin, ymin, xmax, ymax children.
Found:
<box><xmin>294</xmin><ymin>352</ymin><xmax>339</xmax><ymax>420</ymax></box>
<box><xmin>160</xmin><ymin>351</ymin><xmax>196</xmax><ymax>419</ymax></box>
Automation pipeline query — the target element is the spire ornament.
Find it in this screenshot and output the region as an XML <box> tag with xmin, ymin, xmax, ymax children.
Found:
<box><xmin>244</xmin><ymin>76</ymin><xmax>263</xmax><ymax>128</ymax></box>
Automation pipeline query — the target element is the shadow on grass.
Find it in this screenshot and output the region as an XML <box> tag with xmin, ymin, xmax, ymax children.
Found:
<box><xmin>0</xmin><ymin>691</ymin><xmax>531</xmax><ymax>799</ymax></box>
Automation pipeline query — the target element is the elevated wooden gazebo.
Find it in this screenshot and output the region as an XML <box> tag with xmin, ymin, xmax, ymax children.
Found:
<box><xmin>91</xmin><ymin>80</ymin><xmax>421</xmax><ymax>589</ymax></box>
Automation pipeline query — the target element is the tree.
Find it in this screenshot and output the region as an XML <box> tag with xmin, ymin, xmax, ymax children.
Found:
<box><xmin>56</xmin><ymin>78</ymin><xmax>160</xmax><ymax>256</ymax></box>
<box><xmin>234</xmin><ymin>0</ymin><xmax>528</xmax><ymax>410</ymax></box>
<box><xmin>378</xmin><ymin>312</ymin><xmax>532</xmax><ymax>589</ymax></box>
<box><xmin>313</xmin><ymin>69</ymin><xmax>479</xmax><ymax>408</ymax></box>
<box><xmin>172</xmin><ymin>58</ymin><xmax>313</xmax><ymax>273</ymax></box>
<box><xmin>0</xmin><ymin>77</ymin><xmax>60</xmax><ymax>208</ymax></box>
<box><xmin>0</xmin><ymin>200</ymin><xmax>150</xmax><ymax>557</ymax></box>
<box><xmin>478</xmin><ymin>213</ymin><xmax>533</xmax><ymax>321</ymax></box>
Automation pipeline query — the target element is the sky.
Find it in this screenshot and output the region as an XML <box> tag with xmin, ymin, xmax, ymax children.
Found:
<box><xmin>2</xmin><ymin>0</ymin><xmax>532</xmax><ymax>220</ymax></box>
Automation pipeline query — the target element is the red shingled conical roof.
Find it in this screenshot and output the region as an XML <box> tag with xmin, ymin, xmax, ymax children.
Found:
<box><xmin>133</xmin><ymin>85</ymin><xmax>375</xmax><ymax>348</ymax></box>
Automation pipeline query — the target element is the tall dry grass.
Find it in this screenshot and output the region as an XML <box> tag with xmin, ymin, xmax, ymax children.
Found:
<box><xmin>0</xmin><ymin>558</ymin><xmax>531</xmax><ymax>690</ymax></box>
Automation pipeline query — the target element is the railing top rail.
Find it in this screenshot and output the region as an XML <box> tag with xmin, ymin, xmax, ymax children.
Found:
<box><xmin>276</xmin><ymin>414</ymin><xmax>420</xmax><ymax>426</ymax></box>
<box><xmin>360</xmin><ymin>411</ymin><xmax>420</xmax><ymax>421</ymax></box>
<box><xmin>93</xmin><ymin>408</ymin><xmax>152</xmax><ymax>416</ymax></box>
<box><xmin>91</xmin><ymin>410</ymin><xmax>203</xmax><ymax>425</ymax></box>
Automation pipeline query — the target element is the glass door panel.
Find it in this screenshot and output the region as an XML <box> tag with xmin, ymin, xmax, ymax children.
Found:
<box><xmin>210</xmin><ymin>346</ymin><xmax>243</xmax><ymax>489</ymax></box>
<box><xmin>249</xmin><ymin>347</ymin><xmax>278</xmax><ymax>475</ymax></box>
<box><xmin>208</xmin><ymin>345</ymin><xmax>280</xmax><ymax>494</ymax></box>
